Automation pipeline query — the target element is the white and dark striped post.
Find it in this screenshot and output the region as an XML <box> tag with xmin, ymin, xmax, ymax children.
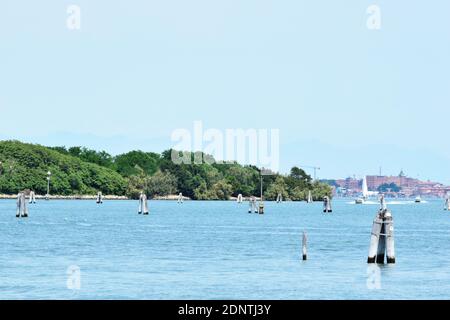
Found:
<box><xmin>138</xmin><ymin>192</ymin><xmax>149</xmax><ymax>215</ymax></box>
<box><xmin>16</xmin><ymin>192</ymin><xmax>28</xmax><ymax>218</ymax></box>
<box><xmin>384</xmin><ymin>210</ymin><xmax>396</xmax><ymax>264</ymax></box>
<box><xmin>22</xmin><ymin>193</ymin><xmax>28</xmax><ymax>217</ymax></box>
<box><xmin>302</xmin><ymin>231</ymin><xmax>307</xmax><ymax>261</ymax></box>
<box><xmin>248</xmin><ymin>196</ymin><xmax>256</xmax><ymax>213</ymax></box>
<box><xmin>46</xmin><ymin>171</ymin><xmax>51</xmax><ymax>200</ymax></box>
<box><xmin>29</xmin><ymin>191</ymin><xmax>36</xmax><ymax>204</ymax></box>
<box><xmin>367</xmin><ymin>214</ymin><xmax>383</xmax><ymax>263</ymax></box>
<box><xmin>96</xmin><ymin>191</ymin><xmax>103</xmax><ymax>204</ymax></box>
<box><xmin>16</xmin><ymin>192</ymin><xmax>22</xmax><ymax>217</ymax></box>
<box><xmin>323</xmin><ymin>196</ymin><xmax>332</xmax><ymax>213</ymax></box>
<box><xmin>276</xmin><ymin>193</ymin><xmax>282</xmax><ymax>203</ymax></box>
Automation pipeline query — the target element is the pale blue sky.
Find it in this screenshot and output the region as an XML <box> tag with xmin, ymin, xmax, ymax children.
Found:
<box><xmin>1</xmin><ymin>1</ymin><xmax>449</xmax><ymax>183</ymax></box>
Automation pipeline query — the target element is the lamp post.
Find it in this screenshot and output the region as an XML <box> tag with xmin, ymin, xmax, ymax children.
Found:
<box><xmin>258</xmin><ymin>168</ymin><xmax>265</xmax><ymax>214</ymax></box>
<box><xmin>260</xmin><ymin>174</ymin><xmax>263</xmax><ymax>201</ymax></box>
<box><xmin>46</xmin><ymin>171</ymin><xmax>51</xmax><ymax>200</ymax></box>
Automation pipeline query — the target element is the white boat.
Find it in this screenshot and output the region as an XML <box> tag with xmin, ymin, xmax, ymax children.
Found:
<box><xmin>415</xmin><ymin>196</ymin><xmax>422</xmax><ymax>203</ymax></box>
<box><xmin>355</xmin><ymin>176</ymin><xmax>369</xmax><ymax>204</ymax></box>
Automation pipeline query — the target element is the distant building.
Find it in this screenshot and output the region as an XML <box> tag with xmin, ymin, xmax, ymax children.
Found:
<box><xmin>331</xmin><ymin>171</ymin><xmax>450</xmax><ymax>198</ymax></box>
<box><xmin>334</xmin><ymin>177</ymin><xmax>360</xmax><ymax>191</ymax></box>
<box><xmin>366</xmin><ymin>174</ymin><xmax>417</xmax><ymax>191</ymax></box>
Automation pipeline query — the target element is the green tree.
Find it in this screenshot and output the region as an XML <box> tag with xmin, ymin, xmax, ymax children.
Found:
<box><xmin>114</xmin><ymin>151</ymin><xmax>160</xmax><ymax>177</ymax></box>
<box><xmin>289</xmin><ymin>186</ymin><xmax>307</xmax><ymax>201</ymax></box>
<box><xmin>265</xmin><ymin>176</ymin><xmax>289</xmax><ymax>200</ymax></box>
<box><xmin>0</xmin><ymin>141</ymin><xmax>126</xmax><ymax>195</ymax></box>
<box><xmin>311</xmin><ymin>180</ymin><xmax>333</xmax><ymax>200</ymax></box>
<box><xmin>212</xmin><ymin>179</ymin><xmax>233</xmax><ymax>200</ymax></box>
<box><xmin>146</xmin><ymin>170</ymin><xmax>178</xmax><ymax>197</ymax></box>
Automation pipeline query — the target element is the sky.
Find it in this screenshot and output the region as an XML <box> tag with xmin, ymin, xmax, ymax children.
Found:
<box><xmin>1</xmin><ymin>1</ymin><xmax>450</xmax><ymax>183</ymax></box>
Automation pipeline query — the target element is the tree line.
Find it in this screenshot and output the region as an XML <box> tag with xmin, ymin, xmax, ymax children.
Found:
<box><xmin>0</xmin><ymin>141</ymin><xmax>332</xmax><ymax>200</ymax></box>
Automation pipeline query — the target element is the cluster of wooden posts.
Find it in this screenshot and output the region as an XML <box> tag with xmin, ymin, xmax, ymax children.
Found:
<box><xmin>15</xmin><ymin>190</ymin><xmax>36</xmax><ymax>218</ymax></box>
<box><xmin>367</xmin><ymin>195</ymin><xmax>395</xmax><ymax>264</ymax></box>
<box><xmin>245</xmin><ymin>196</ymin><xmax>264</xmax><ymax>214</ymax></box>
<box><xmin>137</xmin><ymin>192</ymin><xmax>184</xmax><ymax>215</ymax></box>
<box><xmin>299</xmin><ymin>196</ymin><xmax>395</xmax><ymax>264</ymax></box>
<box><xmin>241</xmin><ymin>192</ymin><xmax>329</xmax><ymax>215</ymax></box>
<box><xmin>16</xmin><ymin>192</ymin><xmax>28</xmax><ymax>218</ymax></box>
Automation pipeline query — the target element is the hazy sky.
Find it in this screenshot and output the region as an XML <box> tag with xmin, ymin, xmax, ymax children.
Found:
<box><xmin>1</xmin><ymin>1</ymin><xmax>449</xmax><ymax>183</ymax></box>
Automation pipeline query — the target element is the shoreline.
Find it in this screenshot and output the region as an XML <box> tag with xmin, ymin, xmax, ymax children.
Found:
<box><xmin>0</xmin><ymin>194</ymin><xmax>265</xmax><ymax>201</ymax></box>
<box><xmin>0</xmin><ymin>194</ymin><xmax>129</xmax><ymax>200</ymax></box>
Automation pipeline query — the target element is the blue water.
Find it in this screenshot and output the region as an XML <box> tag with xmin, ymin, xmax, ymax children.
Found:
<box><xmin>1</xmin><ymin>198</ymin><xmax>450</xmax><ymax>299</ymax></box>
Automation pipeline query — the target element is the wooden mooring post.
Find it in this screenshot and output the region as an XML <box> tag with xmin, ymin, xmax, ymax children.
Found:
<box><xmin>445</xmin><ymin>196</ymin><xmax>450</xmax><ymax>211</ymax></box>
<box><xmin>368</xmin><ymin>195</ymin><xmax>395</xmax><ymax>264</ymax></box>
<box><xmin>138</xmin><ymin>193</ymin><xmax>149</xmax><ymax>215</ymax></box>
<box><xmin>29</xmin><ymin>191</ymin><xmax>36</xmax><ymax>204</ymax></box>
<box><xmin>96</xmin><ymin>192</ymin><xmax>103</xmax><ymax>204</ymax></box>
<box><xmin>16</xmin><ymin>192</ymin><xmax>28</xmax><ymax>218</ymax></box>
<box><xmin>258</xmin><ymin>201</ymin><xmax>264</xmax><ymax>214</ymax></box>
<box><xmin>276</xmin><ymin>193</ymin><xmax>282</xmax><ymax>203</ymax></box>
<box><xmin>177</xmin><ymin>192</ymin><xmax>183</xmax><ymax>204</ymax></box>
<box><xmin>248</xmin><ymin>196</ymin><xmax>257</xmax><ymax>213</ymax></box>
<box><xmin>323</xmin><ymin>196</ymin><xmax>332</xmax><ymax>213</ymax></box>
<box><xmin>237</xmin><ymin>194</ymin><xmax>243</xmax><ymax>203</ymax></box>
<box><xmin>302</xmin><ymin>231</ymin><xmax>307</xmax><ymax>261</ymax></box>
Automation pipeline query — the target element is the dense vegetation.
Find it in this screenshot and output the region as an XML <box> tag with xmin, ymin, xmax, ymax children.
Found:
<box><xmin>0</xmin><ymin>140</ymin><xmax>332</xmax><ymax>200</ymax></box>
<box><xmin>0</xmin><ymin>141</ymin><xmax>126</xmax><ymax>195</ymax></box>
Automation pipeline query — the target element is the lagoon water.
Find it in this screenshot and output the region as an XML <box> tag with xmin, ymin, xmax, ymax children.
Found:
<box><xmin>1</xmin><ymin>198</ymin><xmax>450</xmax><ymax>299</ymax></box>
